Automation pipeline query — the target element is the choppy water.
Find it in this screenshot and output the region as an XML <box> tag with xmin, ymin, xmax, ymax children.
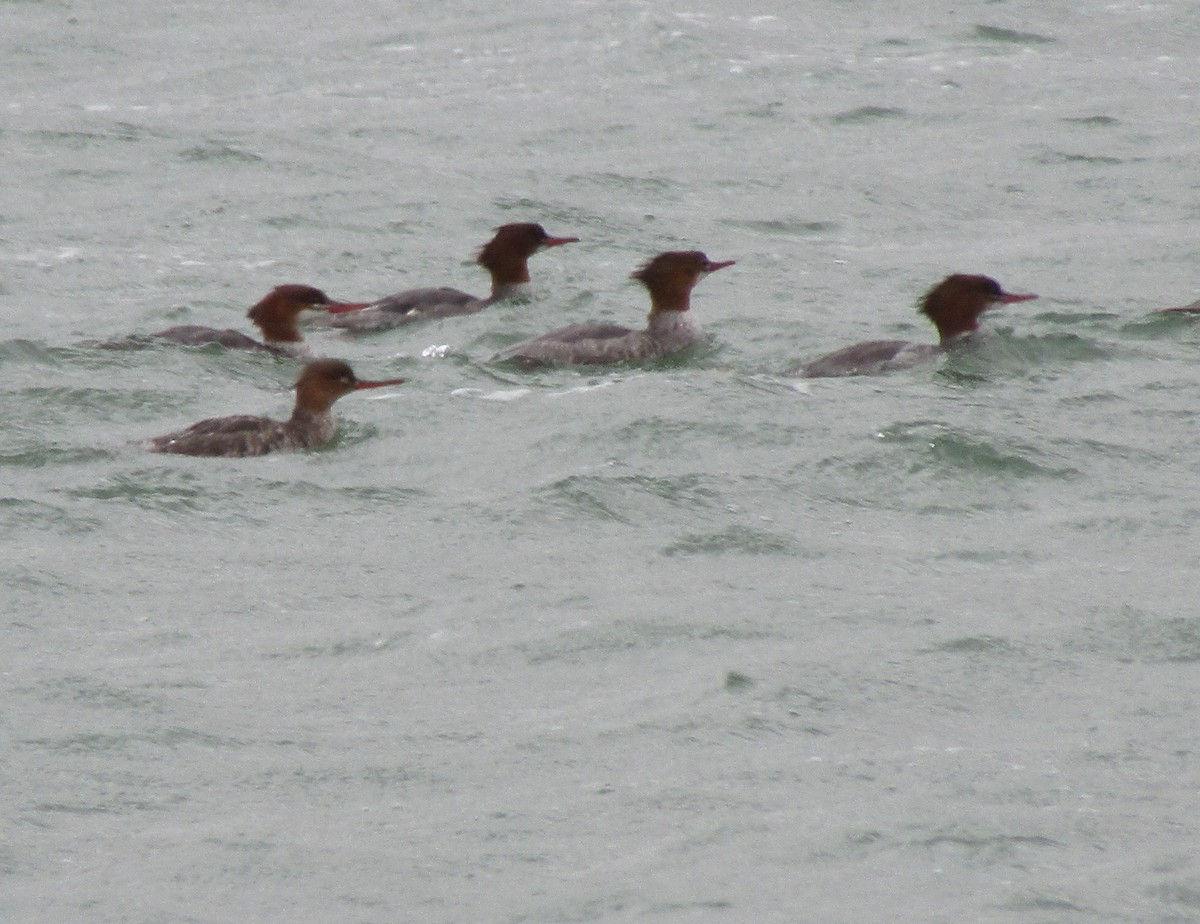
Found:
<box><xmin>3</xmin><ymin>2</ymin><xmax>1199</xmax><ymax>922</ymax></box>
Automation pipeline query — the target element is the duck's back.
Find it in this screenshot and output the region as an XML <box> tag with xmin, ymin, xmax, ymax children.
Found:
<box><xmin>144</xmin><ymin>415</ymin><xmax>279</xmax><ymax>456</ymax></box>
<box><xmin>793</xmin><ymin>339</ymin><xmax>941</xmax><ymax>378</ymax></box>
<box><xmin>330</xmin><ymin>287</ymin><xmax>483</xmax><ymax>330</ymax></box>
<box><xmin>152</xmin><ymin>325</ymin><xmax>273</xmax><ymax>352</ymax></box>
<box><xmin>496</xmin><ymin>322</ymin><xmax>649</xmax><ymax>366</ymax></box>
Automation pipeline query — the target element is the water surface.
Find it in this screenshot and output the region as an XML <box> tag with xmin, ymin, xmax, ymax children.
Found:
<box><xmin>3</xmin><ymin>2</ymin><xmax>1199</xmax><ymax>921</ymax></box>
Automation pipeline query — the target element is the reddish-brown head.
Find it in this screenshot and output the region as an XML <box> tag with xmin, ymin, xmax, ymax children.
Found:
<box><xmin>476</xmin><ymin>222</ymin><xmax>579</xmax><ymax>284</ymax></box>
<box><xmin>631</xmin><ymin>250</ymin><xmax>735</xmax><ymax>313</ymax></box>
<box><xmin>919</xmin><ymin>274</ymin><xmax>1038</xmax><ymax>343</ymax></box>
<box><xmin>293</xmin><ymin>358</ymin><xmax>405</xmax><ymax>414</ymax></box>
<box><xmin>248</xmin><ymin>285</ymin><xmax>366</xmax><ymax>339</ymax></box>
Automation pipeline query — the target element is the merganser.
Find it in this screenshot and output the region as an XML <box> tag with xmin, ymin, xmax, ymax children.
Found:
<box><xmin>142</xmin><ymin>358</ymin><xmax>404</xmax><ymax>457</ymax></box>
<box><xmin>492</xmin><ymin>250</ymin><xmax>735</xmax><ymax>367</ymax></box>
<box><xmin>152</xmin><ymin>285</ymin><xmax>366</xmax><ymax>357</ymax></box>
<box><xmin>790</xmin><ymin>274</ymin><xmax>1038</xmax><ymax>378</ymax></box>
<box><xmin>327</xmin><ymin>222</ymin><xmax>579</xmax><ymax>332</ymax></box>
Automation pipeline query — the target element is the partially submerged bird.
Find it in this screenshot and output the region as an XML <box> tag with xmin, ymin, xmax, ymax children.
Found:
<box><xmin>142</xmin><ymin>358</ymin><xmax>405</xmax><ymax>457</ymax></box>
<box><xmin>791</xmin><ymin>274</ymin><xmax>1038</xmax><ymax>378</ymax></box>
<box><xmin>151</xmin><ymin>285</ymin><xmax>365</xmax><ymax>356</ymax></box>
<box><xmin>492</xmin><ymin>250</ymin><xmax>734</xmax><ymax>366</ymax></box>
<box><xmin>1157</xmin><ymin>298</ymin><xmax>1200</xmax><ymax>315</ymax></box>
<box><xmin>328</xmin><ymin>222</ymin><xmax>579</xmax><ymax>331</ymax></box>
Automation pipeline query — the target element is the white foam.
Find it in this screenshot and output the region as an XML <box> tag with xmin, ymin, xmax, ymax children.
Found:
<box><xmin>451</xmin><ymin>387</ymin><xmax>531</xmax><ymax>402</ymax></box>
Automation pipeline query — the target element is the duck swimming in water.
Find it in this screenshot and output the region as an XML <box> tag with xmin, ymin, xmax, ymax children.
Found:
<box><xmin>142</xmin><ymin>358</ymin><xmax>405</xmax><ymax>457</ymax></box>
<box><xmin>790</xmin><ymin>274</ymin><xmax>1038</xmax><ymax>378</ymax></box>
<box><xmin>327</xmin><ymin>222</ymin><xmax>579</xmax><ymax>332</ymax></box>
<box><xmin>493</xmin><ymin>250</ymin><xmax>734</xmax><ymax>366</ymax></box>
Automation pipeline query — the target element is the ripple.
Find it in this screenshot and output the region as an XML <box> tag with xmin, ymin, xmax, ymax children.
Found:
<box><xmin>724</xmin><ymin>218</ymin><xmax>838</xmax><ymax>236</ymax></box>
<box><xmin>256</xmin><ymin>481</ymin><xmax>426</xmax><ymax>506</ymax></box>
<box><xmin>0</xmin><ymin>339</ymin><xmax>62</xmax><ymax>366</ymax></box>
<box><xmin>518</xmin><ymin>619</ymin><xmax>773</xmax><ymax>665</ymax></box>
<box><xmin>179</xmin><ymin>142</ymin><xmax>265</xmax><ymax>164</ymax></box>
<box><xmin>23</xmin><ymin>727</ymin><xmax>241</xmax><ymax>753</ymax></box>
<box><xmin>67</xmin><ymin>469</ymin><xmax>262</xmax><ymax>517</ymax></box>
<box><xmin>1036</xmin><ymin>149</ymin><xmax>1124</xmax><ymax>166</ymax></box>
<box><xmin>1148</xmin><ymin>882</ymin><xmax>1200</xmax><ymax>910</ymax></box>
<box><xmin>1004</xmin><ymin>892</ymin><xmax>1091</xmax><ymax>914</ymax></box>
<box><xmin>973</xmin><ymin>24</ymin><xmax>1056</xmax><ymax>44</ymax></box>
<box><xmin>826</xmin><ymin>106</ymin><xmax>908</xmax><ymax>125</ymax></box>
<box><xmin>265</xmin><ymin>631</ymin><xmax>411</xmax><ymax>661</ymax></box>
<box><xmin>40</xmin><ymin>675</ymin><xmax>163</xmax><ymax>712</ymax></box>
<box><xmin>1061</xmin><ymin>115</ymin><xmax>1120</xmax><ymax>127</ymax></box>
<box><xmin>0</xmin><ymin>445</ymin><xmax>115</xmax><ymax>468</ymax></box>
<box><xmin>537</xmin><ymin>478</ymin><xmax>628</xmax><ymax>523</ymax></box>
<box><xmin>937</xmin><ymin>330</ymin><xmax>1113</xmax><ymax>378</ymax></box>
<box><xmin>922</xmin><ymin>635</ymin><xmax>1024</xmax><ymax>657</ymax></box>
<box><xmin>662</xmin><ymin>524</ymin><xmax>799</xmax><ymax>557</ymax></box>
<box><xmin>17</xmin><ymin>384</ymin><xmax>174</xmax><ymax>416</ymax></box>
<box><xmin>611</xmin><ymin>415</ymin><xmax>803</xmax><ymax>452</ymax></box>
<box><xmin>741</xmin><ymin>100</ymin><xmax>784</xmax><ymax>119</ymax></box>
<box><xmin>31</xmin><ymin>129</ymin><xmax>111</xmax><ymax>149</ymax></box>
<box><xmin>535</xmin><ymin>472</ymin><xmax>722</xmax><ymax>524</ymax></box>
<box><xmin>564</xmin><ymin>172</ymin><xmax>677</xmax><ymax>196</ymax></box>
<box><xmin>32</xmin><ymin>123</ymin><xmax>159</xmax><ymax>146</ymax></box>
<box><xmin>875</xmin><ymin>421</ymin><xmax>1080</xmax><ymax>480</ymax></box>
<box><xmin>916</xmin><ymin>827</ymin><xmax>1066</xmax><ymax>854</ymax></box>
<box><xmin>1070</xmin><ymin>609</ymin><xmax>1200</xmax><ymax>663</ymax></box>
<box><xmin>0</xmin><ymin>497</ymin><xmax>102</xmax><ymax>533</ymax></box>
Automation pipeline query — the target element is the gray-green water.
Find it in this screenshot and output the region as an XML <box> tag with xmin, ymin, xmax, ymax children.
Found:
<box><xmin>4</xmin><ymin>2</ymin><xmax>1199</xmax><ymax>921</ymax></box>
